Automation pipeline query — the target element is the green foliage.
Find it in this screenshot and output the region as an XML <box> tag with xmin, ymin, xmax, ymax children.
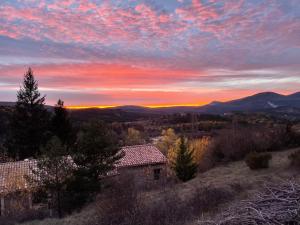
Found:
<box><xmin>7</xmin><ymin>68</ymin><xmax>50</xmax><ymax>159</ymax></box>
<box><xmin>66</xmin><ymin>121</ymin><xmax>124</xmax><ymax>210</ymax></box>
<box><xmin>245</xmin><ymin>152</ymin><xmax>272</xmax><ymax>170</ymax></box>
<box><xmin>51</xmin><ymin>99</ymin><xmax>73</xmax><ymax>145</ymax></box>
<box><xmin>28</xmin><ymin>121</ymin><xmax>124</xmax><ymax>215</ymax></box>
<box><xmin>0</xmin><ymin>106</ymin><xmax>11</xmax><ymax>147</ymax></box>
<box><xmin>0</xmin><ymin>146</ymin><xmax>11</xmax><ymax>163</ymax></box>
<box><xmin>288</xmin><ymin>150</ymin><xmax>300</xmax><ymax>168</ymax></box>
<box><xmin>172</xmin><ymin>136</ymin><xmax>197</xmax><ymax>182</ymax></box>
<box><xmin>28</xmin><ymin>136</ymin><xmax>74</xmax><ymax>218</ymax></box>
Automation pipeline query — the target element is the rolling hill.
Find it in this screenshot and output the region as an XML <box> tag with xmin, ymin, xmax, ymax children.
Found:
<box><xmin>103</xmin><ymin>92</ymin><xmax>300</xmax><ymax>115</ymax></box>
<box><xmin>197</xmin><ymin>92</ymin><xmax>300</xmax><ymax>114</ymax></box>
<box><xmin>1</xmin><ymin>91</ymin><xmax>300</xmax><ymax>117</ymax></box>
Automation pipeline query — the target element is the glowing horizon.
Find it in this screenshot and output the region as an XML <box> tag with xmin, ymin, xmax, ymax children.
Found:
<box><xmin>0</xmin><ymin>0</ymin><xmax>299</xmax><ymax>106</ymax></box>
<box><xmin>66</xmin><ymin>103</ymin><xmax>207</xmax><ymax>110</ymax></box>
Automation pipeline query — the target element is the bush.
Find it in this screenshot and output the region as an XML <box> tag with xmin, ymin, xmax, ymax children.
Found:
<box><xmin>190</xmin><ymin>186</ymin><xmax>234</xmax><ymax>214</ymax></box>
<box><xmin>212</xmin><ymin>125</ymin><xmax>288</xmax><ymax>162</ymax></box>
<box><xmin>94</xmin><ymin>177</ymin><xmax>235</xmax><ymax>225</ymax></box>
<box><xmin>288</xmin><ymin>150</ymin><xmax>300</xmax><ymax>168</ymax></box>
<box><xmin>190</xmin><ymin>137</ymin><xmax>215</xmax><ymax>172</ymax></box>
<box><xmin>245</xmin><ymin>152</ymin><xmax>272</xmax><ymax>170</ymax></box>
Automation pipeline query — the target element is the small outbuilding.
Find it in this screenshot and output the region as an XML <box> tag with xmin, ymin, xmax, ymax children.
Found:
<box><xmin>0</xmin><ymin>160</ymin><xmax>36</xmax><ymax>216</ymax></box>
<box><xmin>116</xmin><ymin>144</ymin><xmax>167</xmax><ymax>188</ymax></box>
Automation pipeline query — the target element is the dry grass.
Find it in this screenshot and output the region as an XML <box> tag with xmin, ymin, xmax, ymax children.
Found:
<box><xmin>199</xmin><ymin>181</ymin><xmax>300</xmax><ymax>225</ymax></box>
<box><xmin>21</xmin><ymin>148</ymin><xmax>300</xmax><ymax>225</ymax></box>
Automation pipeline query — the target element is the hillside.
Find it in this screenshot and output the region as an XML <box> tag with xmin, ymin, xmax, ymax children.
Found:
<box><xmin>198</xmin><ymin>92</ymin><xmax>300</xmax><ymax>114</ymax></box>
<box><xmin>2</xmin><ymin>91</ymin><xmax>300</xmax><ymax>118</ymax></box>
<box><xmin>0</xmin><ymin>102</ymin><xmax>15</xmax><ymax>107</ymax></box>
<box><xmin>22</xmin><ymin>147</ymin><xmax>300</xmax><ymax>225</ymax></box>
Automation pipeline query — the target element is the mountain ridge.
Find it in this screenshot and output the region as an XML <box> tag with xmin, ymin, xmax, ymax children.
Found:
<box><xmin>1</xmin><ymin>91</ymin><xmax>300</xmax><ymax>115</ymax></box>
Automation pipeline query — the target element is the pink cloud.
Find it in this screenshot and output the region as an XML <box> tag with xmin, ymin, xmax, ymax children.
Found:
<box><xmin>0</xmin><ymin>63</ymin><xmax>208</xmax><ymax>89</ymax></box>
<box><xmin>0</xmin><ymin>0</ymin><xmax>299</xmax><ymax>106</ymax></box>
<box><xmin>0</xmin><ymin>1</ymin><xmax>187</xmax><ymax>48</ymax></box>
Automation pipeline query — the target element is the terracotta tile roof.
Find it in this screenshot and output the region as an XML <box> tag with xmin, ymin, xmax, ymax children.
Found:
<box><xmin>0</xmin><ymin>159</ymin><xmax>37</xmax><ymax>195</ymax></box>
<box><xmin>0</xmin><ymin>144</ymin><xmax>166</xmax><ymax>194</ymax></box>
<box><xmin>117</xmin><ymin>144</ymin><xmax>167</xmax><ymax>168</ymax></box>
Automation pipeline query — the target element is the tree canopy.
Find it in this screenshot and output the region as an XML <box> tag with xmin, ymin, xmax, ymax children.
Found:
<box><xmin>29</xmin><ymin>136</ymin><xmax>73</xmax><ymax>217</ymax></box>
<box><xmin>7</xmin><ymin>68</ymin><xmax>50</xmax><ymax>159</ymax></box>
<box><xmin>51</xmin><ymin>99</ymin><xmax>73</xmax><ymax>145</ymax></box>
<box><xmin>172</xmin><ymin>136</ymin><xmax>197</xmax><ymax>182</ymax></box>
<box><xmin>64</xmin><ymin>121</ymin><xmax>124</xmax><ymax>210</ymax></box>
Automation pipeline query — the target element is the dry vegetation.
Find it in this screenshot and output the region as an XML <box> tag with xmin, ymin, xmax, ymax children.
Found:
<box><xmin>19</xmin><ymin>147</ymin><xmax>300</xmax><ymax>225</ymax></box>
<box><xmin>200</xmin><ymin>181</ymin><xmax>300</xmax><ymax>225</ymax></box>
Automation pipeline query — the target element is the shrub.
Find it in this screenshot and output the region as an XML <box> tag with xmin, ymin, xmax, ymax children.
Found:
<box><xmin>211</xmin><ymin>125</ymin><xmax>288</xmax><ymax>162</ymax></box>
<box><xmin>190</xmin><ymin>186</ymin><xmax>234</xmax><ymax>214</ymax></box>
<box><xmin>212</xmin><ymin>127</ymin><xmax>260</xmax><ymax>162</ymax></box>
<box><xmin>245</xmin><ymin>152</ymin><xmax>272</xmax><ymax>170</ymax></box>
<box><xmin>189</xmin><ymin>137</ymin><xmax>215</xmax><ymax>172</ymax></box>
<box><xmin>94</xmin><ymin>177</ymin><xmax>235</xmax><ymax>225</ymax></box>
<box><xmin>288</xmin><ymin>150</ymin><xmax>300</xmax><ymax>168</ymax></box>
<box><xmin>156</xmin><ymin>128</ymin><xmax>178</xmax><ymax>156</ymax></box>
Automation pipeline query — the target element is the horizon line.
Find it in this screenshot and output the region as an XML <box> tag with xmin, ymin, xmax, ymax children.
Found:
<box><xmin>66</xmin><ymin>103</ymin><xmax>206</xmax><ymax>110</ymax></box>
<box><xmin>64</xmin><ymin>91</ymin><xmax>300</xmax><ymax>109</ymax></box>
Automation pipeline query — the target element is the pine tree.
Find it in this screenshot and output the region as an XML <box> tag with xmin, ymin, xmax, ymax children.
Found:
<box><xmin>65</xmin><ymin>121</ymin><xmax>124</xmax><ymax>210</ymax></box>
<box><xmin>28</xmin><ymin>136</ymin><xmax>73</xmax><ymax>218</ymax></box>
<box><xmin>173</xmin><ymin>136</ymin><xmax>197</xmax><ymax>182</ymax></box>
<box><xmin>7</xmin><ymin>68</ymin><xmax>50</xmax><ymax>159</ymax></box>
<box><xmin>51</xmin><ymin>99</ymin><xmax>73</xmax><ymax>145</ymax></box>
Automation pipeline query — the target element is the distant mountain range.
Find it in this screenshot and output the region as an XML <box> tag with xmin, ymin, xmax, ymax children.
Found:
<box><xmin>0</xmin><ymin>102</ymin><xmax>15</xmax><ymax>107</ymax></box>
<box><xmin>197</xmin><ymin>92</ymin><xmax>300</xmax><ymax>114</ymax></box>
<box><xmin>112</xmin><ymin>92</ymin><xmax>300</xmax><ymax>115</ymax></box>
<box><xmin>1</xmin><ymin>92</ymin><xmax>300</xmax><ymax>115</ymax></box>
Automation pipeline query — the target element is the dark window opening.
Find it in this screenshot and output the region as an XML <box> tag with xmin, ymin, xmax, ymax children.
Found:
<box><xmin>154</xmin><ymin>168</ymin><xmax>161</xmax><ymax>180</ymax></box>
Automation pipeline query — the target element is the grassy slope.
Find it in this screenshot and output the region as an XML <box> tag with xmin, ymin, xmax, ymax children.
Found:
<box><xmin>22</xmin><ymin>148</ymin><xmax>300</xmax><ymax>225</ymax></box>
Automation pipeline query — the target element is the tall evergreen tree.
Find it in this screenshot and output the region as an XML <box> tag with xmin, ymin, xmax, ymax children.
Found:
<box><xmin>7</xmin><ymin>68</ymin><xmax>50</xmax><ymax>159</ymax></box>
<box><xmin>51</xmin><ymin>99</ymin><xmax>73</xmax><ymax>145</ymax></box>
<box><xmin>172</xmin><ymin>136</ymin><xmax>197</xmax><ymax>182</ymax></box>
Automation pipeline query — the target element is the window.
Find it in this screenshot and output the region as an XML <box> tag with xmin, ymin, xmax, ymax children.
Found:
<box><xmin>0</xmin><ymin>197</ymin><xmax>4</xmax><ymax>216</ymax></box>
<box><xmin>153</xmin><ymin>168</ymin><xmax>161</xmax><ymax>180</ymax></box>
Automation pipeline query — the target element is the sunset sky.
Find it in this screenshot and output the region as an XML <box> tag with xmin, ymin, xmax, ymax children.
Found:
<box><xmin>0</xmin><ymin>0</ymin><xmax>299</xmax><ymax>107</ymax></box>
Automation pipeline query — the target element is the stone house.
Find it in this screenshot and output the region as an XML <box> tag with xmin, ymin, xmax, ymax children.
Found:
<box><xmin>115</xmin><ymin>144</ymin><xmax>167</xmax><ymax>189</ymax></box>
<box><xmin>0</xmin><ymin>160</ymin><xmax>35</xmax><ymax>216</ymax></box>
<box><xmin>0</xmin><ymin>144</ymin><xmax>167</xmax><ymax>216</ymax></box>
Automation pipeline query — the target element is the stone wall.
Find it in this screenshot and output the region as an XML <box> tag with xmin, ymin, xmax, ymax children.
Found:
<box><xmin>0</xmin><ymin>192</ymin><xmax>32</xmax><ymax>216</ymax></box>
<box><xmin>117</xmin><ymin>163</ymin><xmax>167</xmax><ymax>190</ymax></box>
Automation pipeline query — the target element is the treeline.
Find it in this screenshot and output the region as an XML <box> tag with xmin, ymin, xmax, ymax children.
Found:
<box><xmin>1</xmin><ymin>68</ymin><xmax>124</xmax><ymax>218</ymax></box>
<box><xmin>0</xmin><ymin>68</ymin><xmax>201</xmax><ymax>222</ymax></box>
<box><xmin>156</xmin><ymin>120</ymin><xmax>300</xmax><ymax>176</ymax></box>
<box><xmin>3</xmin><ymin>68</ymin><xmax>75</xmax><ymax>160</ymax></box>
<box><xmin>160</xmin><ymin>113</ymin><xmax>229</xmax><ymax>124</ymax></box>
